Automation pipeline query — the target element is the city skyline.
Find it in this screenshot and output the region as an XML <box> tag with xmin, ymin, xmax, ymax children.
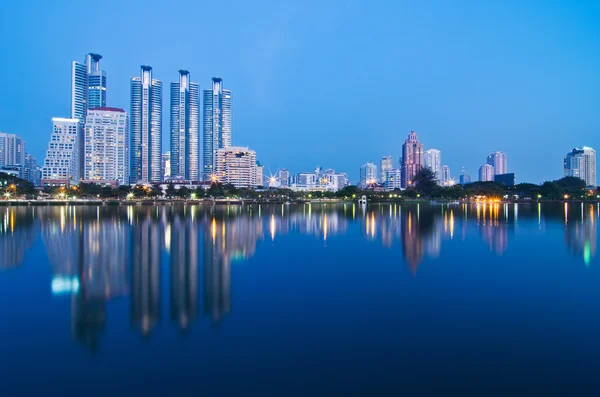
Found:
<box><xmin>1</xmin><ymin>1</ymin><xmax>599</xmax><ymax>183</ymax></box>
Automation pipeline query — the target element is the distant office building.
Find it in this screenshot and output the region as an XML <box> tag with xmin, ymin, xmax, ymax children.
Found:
<box><xmin>460</xmin><ymin>167</ymin><xmax>471</xmax><ymax>185</ymax></box>
<box><xmin>380</xmin><ymin>156</ymin><xmax>393</xmax><ymax>183</ymax></box>
<box><xmin>487</xmin><ymin>151</ymin><xmax>507</xmax><ymax>175</ymax></box>
<box><xmin>170</xmin><ymin>70</ymin><xmax>200</xmax><ymax>181</ymax></box>
<box><xmin>130</xmin><ymin>66</ymin><xmax>163</xmax><ymax>183</ymax></box>
<box><xmin>385</xmin><ymin>169</ymin><xmax>402</xmax><ymax>190</ymax></box>
<box><xmin>256</xmin><ymin>162</ymin><xmax>264</xmax><ymax>187</ymax></box>
<box><xmin>290</xmin><ymin>169</ymin><xmax>346</xmax><ymax>192</ymax></box>
<box><xmin>495</xmin><ymin>173</ymin><xmax>516</xmax><ymax>187</ymax></box>
<box><xmin>401</xmin><ymin>131</ymin><xmax>424</xmax><ymax>188</ymax></box>
<box><xmin>214</xmin><ymin>146</ymin><xmax>256</xmax><ymax>188</ymax></box>
<box><xmin>479</xmin><ymin>163</ymin><xmax>495</xmax><ymax>182</ymax></box>
<box><xmin>278</xmin><ymin>169</ymin><xmax>290</xmax><ymax>187</ymax></box>
<box><xmin>83</xmin><ymin>107</ymin><xmax>129</xmax><ymax>185</ymax></box>
<box><xmin>86</xmin><ymin>53</ymin><xmax>107</xmax><ymax>110</ymax></box>
<box><xmin>162</xmin><ymin>152</ymin><xmax>171</xmax><ymax>181</ymax></box>
<box><xmin>42</xmin><ymin>118</ymin><xmax>81</xmax><ymax>186</ymax></box>
<box><xmin>203</xmin><ymin>77</ymin><xmax>232</xmax><ymax>179</ymax></box>
<box><xmin>360</xmin><ymin>162</ymin><xmax>377</xmax><ymax>187</ymax></box>
<box><xmin>440</xmin><ymin>165</ymin><xmax>451</xmax><ymax>186</ymax></box>
<box><xmin>424</xmin><ymin>149</ymin><xmax>441</xmax><ymax>183</ymax></box>
<box><xmin>23</xmin><ymin>154</ymin><xmax>41</xmax><ymax>186</ymax></box>
<box><xmin>0</xmin><ymin>132</ymin><xmax>26</xmax><ymax>171</ymax></box>
<box><xmin>294</xmin><ymin>173</ymin><xmax>317</xmax><ymax>186</ymax></box>
<box><xmin>564</xmin><ymin>147</ymin><xmax>597</xmax><ymax>187</ymax></box>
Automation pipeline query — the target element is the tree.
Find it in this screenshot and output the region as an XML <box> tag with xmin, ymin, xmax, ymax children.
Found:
<box><xmin>116</xmin><ymin>185</ymin><xmax>131</xmax><ymax>199</ymax></box>
<box><xmin>412</xmin><ymin>168</ymin><xmax>438</xmax><ymax>196</ymax></box>
<box><xmin>165</xmin><ymin>183</ymin><xmax>177</xmax><ymax>198</ymax></box>
<box><xmin>176</xmin><ymin>186</ymin><xmax>190</xmax><ymax>199</ymax></box>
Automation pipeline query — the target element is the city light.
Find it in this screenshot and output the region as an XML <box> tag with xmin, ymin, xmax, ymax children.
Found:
<box><xmin>191</xmin><ymin>193</ymin><xmax>197</xmax><ymax>199</ymax></box>
<box><xmin>127</xmin><ymin>193</ymin><xmax>134</xmax><ymax>199</ymax></box>
<box><xmin>564</xmin><ymin>194</ymin><xmax>569</xmax><ymax>200</ymax></box>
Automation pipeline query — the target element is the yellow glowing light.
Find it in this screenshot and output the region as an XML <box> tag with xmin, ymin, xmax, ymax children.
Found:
<box><xmin>564</xmin><ymin>194</ymin><xmax>569</xmax><ymax>200</ymax></box>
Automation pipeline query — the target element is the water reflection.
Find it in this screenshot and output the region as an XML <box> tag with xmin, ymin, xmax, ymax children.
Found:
<box><xmin>0</xmin><ymin>201</ymin><xmax>598</xmax><ymax>350</ymax></box>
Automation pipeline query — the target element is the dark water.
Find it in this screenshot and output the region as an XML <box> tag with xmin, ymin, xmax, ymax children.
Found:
<box><xmin>1</xmin><ymin>202</ymin><xmax>599</xmax><ymax>395</ymax></box>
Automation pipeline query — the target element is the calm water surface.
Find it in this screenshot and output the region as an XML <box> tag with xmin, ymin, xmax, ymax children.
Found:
<box><xmin>1</xmin><ymin>202</ymin><xmax>600</xmax><ymax>395</ymax></box>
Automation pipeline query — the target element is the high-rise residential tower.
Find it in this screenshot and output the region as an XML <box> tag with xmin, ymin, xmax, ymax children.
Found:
<box><xmin>564</xmin><ymin>147</ymin><xmax>597</xmax><ymax>187</ymax></box>
<box><xmin>401</xmin><ymin>131</ymin><xmax>424</xmax><ymax>188</ymax></box>
<box><xmin>130</xmin><ymin>66</ymin><xmax>163</xmax><ymax>183</ymax></box>
<box><xmin>360</xmin><ymin>162</ymin><xmax>377</xmax><ymax>187</ymax></box>
<box><xmin>487</xmin><ymin>151</ymin><xmax>507</xmax><ymax>175</ymax></box>
<box><xmin>203</xmin><ymin>78</ymin><xmax>232</xmax><ymax>179</ymax></box>
<box><xmin>0</xmin><ymin>132</ymin><xmax>26</xmax><ymax>169</ymax></box>
<box><xmin>214</xmin><ymin>146</ymin><xmax>257</xmax><ymax>188</ymax></box>
<box><xmin>380</xmin><ymin>156</ymin><xmax>393</xmax><ymax>183</ymax></box>
<box><xmin>86</xmin><ymin>53</ymin><xmax>107</xmax><ymax>110</ymax></box>
<box><xmin>278</xmin><ymin>169</ymin><xmax>290</xmax><ymax>187</ymax></box>
<box><xmin>424</xmin><ymin>148</ymin><xmax>441</xmax><ymax>183</ymax></box>
<box><xmin>440</xmin><ymin>165</ymin><xmax>451</xmax><ymax>186</ymax></box>
<box><xmin>84</xmin><ymin>107</ymin><xmax>129</xmax><ymax>185</ymax></box>
<box><xmin>42</xmin><ymin>118</ymin><xmax>81</xmax><ymax>186</ymax></box>
<box><xmin>170</xmin><ymin>70</ymin><xmax>200</xmax><ymax>181</ymax></box>
<box><xmin>479</xmin><ymin>163</ymin><xmax>495</xmax><ymax>182</ymax></box>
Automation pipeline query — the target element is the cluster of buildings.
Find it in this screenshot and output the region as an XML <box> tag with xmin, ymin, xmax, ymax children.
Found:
<box><xmin>564</xmin><ymin>147</ymin><xmax>596</xmax><ymax>187</ymax></box>
<box><xmin>39</xmin><ymin>53</ymin><xmax>263</xmax><ymax>189</ymax></box>
<box><xmin>0</xmin><ymin>132</ymin><xmax>41</xmax><ymax>186</ymax></box>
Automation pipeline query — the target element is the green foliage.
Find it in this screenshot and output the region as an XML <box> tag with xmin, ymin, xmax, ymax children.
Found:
<box><xmin>413</xmin><ymin>168</ymin><xmax>438</xmax><ymax>196</ymax></box>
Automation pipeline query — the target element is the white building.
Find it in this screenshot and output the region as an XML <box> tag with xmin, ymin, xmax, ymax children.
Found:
<box><xmin>214</xmin><ymin>146</ymin><xmax>257</xmax><ymax>188</ymax></box>
<box><xmin>0</xmin><ymin>132</ymin><xmax>26</xmax><ymax>171</ymax></box>
<box><xmin>278</xmin><ymin>169</ymin><xmax>290</xmax><ymax>187</ymax></box>
<box><xmin>42</xmin><ymin>118</ymin><xmax>81</xmax><ymax>186</ymax></box>
<box><xmin>380</xmin><ymin>156</ymin><xmax>393</xmax><ymax>183</ymax></box>
<box><xmin>487</xmin><ymin>151</ymin><xmax>507</xmax><ymax>175</ymax></box>
<box><xmin>564</xmin><ymin>147</ymin><xmax>596</xmax><ymax>187</ymax></box>
<box><xmin>290</xmin><ymin>169</ymin><xmax>347</xmax><ymax>192</ymax></box>
<box><xmin>479</xmin><ymin>163</ymin><xmax>495</xmax><ymax>182</ymax></box>
<box><xmin>83</xmin><ymin>107</ymin><xmax>129</xmax><ymax>185</ymax></box>
<box><xmin>385</xmin><ymin>169</ymin><xmax>402</xmax><ymax>190</ymax></box>
<box><xmin>360</xmin><ymin>162</ymin><xmax>377</xmax><ymax>187</ymax></box>
<box><xmin>440</xmin><ymin>165</ymin><xmax>452</xmax><ymax>186</ymax></box>
<box><xmin>256</xmin><ymin>162</ymin><xmax>264</xmax><ymax>187</ymax></box>
<box><xmin>424</xmin><ymin>149</ymin><xmax>442</xmax><ymax>183</ymax></box>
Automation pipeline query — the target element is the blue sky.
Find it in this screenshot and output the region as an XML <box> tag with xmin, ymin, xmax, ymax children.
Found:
<box><xmin>0</xmin><ymin>0</ymin><xmax>598</xmax><ymax>183</ymax></box>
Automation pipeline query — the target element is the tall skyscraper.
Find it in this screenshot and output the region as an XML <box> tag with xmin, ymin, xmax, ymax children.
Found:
<box><xmin>564</xmin><ymin>147</ymin><xmax>597</xmax><ymax>187</ymax></box>
<box><xmin>203</xmin><ymin>78</ymin><xmax>232</xmax><ymax>179</ymax></box>
<box><xmin>84</xmin><ymin>107</ymin><xmax>129</xmax><ymax>185</ymax></box>
<box><xmin>170</xmin><ymin>70</ymin><xmax>200</xmax><ymax>181</ymax></box>
<box><xmin>401</xmin><ymin>131</ymin><xmax>424</xmax><ymax>188</ymax></box>
<box><xmin>86</xmin><ymin>53</ymin><xmax>107</xmax><ymax>110</ymax></box>
<box><xmin>0</xmin><ymin>132</ymin><xmax>26</xmax><ymax>169</ymax></box>
<box><xmin>487</xmin><ymin>151</ymin><xmax>507</xmax><ymax>175</ymax></box>
<box><xmin>42</xmin><ymin>118</ymin><xmax>81</xmax><ymax>186</ymax></box>
<box><xmin>380</xmin><ymin>156</ymin><xmax>393</xmax><ymax>183</ymax></box>
<box><xmin>360</xmin><ymin>162</ymin><xmax>377</xmax><ymax>187</ymax></box>
<box><xmin>130</xmin><ymin>66</ymin><xmax>163</xmax><ymax>183</ymax></box>
<box><xmin>460</xmin><ymin>167</ymin><xmax>471</xmax><ymax>185</ymax></box>
<box><xmin>214</xmin><ymin>146</ymin><xmax>257</xmax><ymax>188</ymax></box>
<box><xmin>440</xmin><ymin>165</ymin><xmax>451</xmax><ymax>186</ymax></box>
<box><xmin>479</xmin><ymin>163</ymin><xmax>495</xmax><ymax>182</ymax></box>
<box><xmin>424</xmin><ymin>149</ymin><xmax>441</xmax><ymax>183</ymax></box>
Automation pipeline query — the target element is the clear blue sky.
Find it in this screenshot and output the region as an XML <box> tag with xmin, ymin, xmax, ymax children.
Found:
<box><xmin>0</xmin><ymin>0</ymin><xmax>598</xmax><ymax>183</ymax></box>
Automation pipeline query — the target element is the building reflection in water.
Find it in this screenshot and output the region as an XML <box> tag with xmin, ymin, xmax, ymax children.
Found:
<box><xmin>0</xmin><ymin>207</ymin><xmax>35</xmax><ymax>271</ymax></box>
<box><xmin>564</xmin><ymin>203</ymin><xmax>597</xmax><ymax>266</ymax></box>
<box><xmin>477</xmin><ymin>203</ymin><xmax>510</xmax><ymax>255</ymax></box>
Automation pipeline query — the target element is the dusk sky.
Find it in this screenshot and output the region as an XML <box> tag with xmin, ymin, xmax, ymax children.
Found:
<box><xmin>0</xmin><ymin>0</ymin><xmax>598</xmax><ymax>183</ymax></box>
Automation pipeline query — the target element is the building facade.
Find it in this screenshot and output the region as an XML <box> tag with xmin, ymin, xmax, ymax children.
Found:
<box><xmin>256</xmin><ymin>162</ymin><xmax>264</xmax><ymax>187</ymax></box>
<box><xmin>0</xmin><ymin>132</ymin><xmax>26</xmax><ymax>171</ymax></box>
<box><xmin>424</xmin><ymin>149</ymin><xmax>441</xmax><ymax>183</ymax></box>
<box><xmin>401</xmin><ymin>131</ymin><xmax>424</xmax><ymax>188</ymax></box>
<box><xmin>564</xmin><ymin>147</ymin><xmax>597</xmax><ymax>187</ymax></box>
<box><xmin>479</xmin><ymin>163</ymin><xmax>495</xmax><ymax>182</ymax></box>
<box><xmin>42</xmin><ymin>118</ymin><xmax>81</xmax><ymax>186</ymax></box>
<box><xmin>84</xmin><ymin>107</ymin><xmax>129</xmax><ymax>185</ymax></box>
<box><xmin>440</xmin><ymin>165</ymin><xmax>451</xmax><ymax>186</ymax></box>
<box><xmin>170</xmin><ymin>70</ymin><xmax>200</xmax><ymax>181</ymax></box>
<box><xmin>130</xmin><ymin>66</ymin><xmax>163</xmax><ymax>183</ymax></box>
<box><xmin>203</xmin><ymin>77</ymin><xmax>232</xmax><ymax>179</ymax></box>
<box><xmin>162</xmin><ymin>152</ymin><xmax>171</xmax><ymax>181</ymax></box>
<box><xmin>214</xmin><ymin>146</ymin><xmax>256</xmax><ymax>188</ymax></box>
<box><xmin>380</xmin><ymin>156</ymin><xmax>393</xmax><ymax>183</ymax></box>
<box><xmin>487</xmin><ymin>151</ymin><xmax>507</xmax><ymax>175</ymax></box>
<box><xmin>278</xmin><ymin>169</ymin><xmax>290</xmax><ymax>187</ymax></box>
<box><xmin>87</xmin><ymin>53</ymin><xmax>107</xmax><ymax>110</ymax></box>
<box><xmin>385</xmin><ymin>169</ymin><xmax>402</xmax><ymax>190</ymax></box>
<box><xmin>360</xmin><ymin>162</ymin><xmax>377</xmax><ymax>187</ymax></box>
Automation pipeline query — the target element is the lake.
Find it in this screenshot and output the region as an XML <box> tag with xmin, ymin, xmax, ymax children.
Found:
<box><xmin>1</xmin><ymin>202</ymin><xmax>599</xmax><ymax>395</ymax></box>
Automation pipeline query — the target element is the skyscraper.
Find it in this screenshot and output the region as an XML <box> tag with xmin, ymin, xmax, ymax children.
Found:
<box><xmin>360</xmin><ymin>162</ymin><xmax>377</xmax><ymax>187</ymax></box>
<box><xmin>564</xmin><ymin>147</ymin><xmax>597</xmax><ymax>187</ymax></box>
<box><xmin>278</xmin><ymin>169</ymin><xmax>290</xmax><ymax>187</ymax></box>
<box><xmin>380</xmin><ymin>156</ymin><xmax>393</xmax><ymax>183</ymax></box>
<box><xmin>460</xmin><ymin>167</ymin><xmax>471</xmax><ymax>185</ymax></box>
<box><xmin>170</xmin><ymin>70</ymin><xmax>200</xmax><ymax>181</ymax></box>
<box><xmin>84</xmin><ymin>107</ymin><xmax>129</xmax><ymax>185</ymax></box>
<box><xmin>479</xmin><ymin>163</ymin><xmax>495</xmax><ymax>182</ymax></box>
<box><xmin>440</xmin><ymin>165</ymin><xmax>451</xmax><ymax>186</ymax></box>
<box><xmin>42</xmin><ymin>118</ymin><xmax>81</xmax><ymax>186</ymax></box>
<box><xmin>487</xmin><ymin>151</ymin><xmax>507</xmax><ymax>175</ymax></box>
<box><xmin>424</xmin><ymin>149</ymin><xmax>441</xmax><ymax>183</ymax></box>
<box><xmin>401</xmin><ymin>131</ymin><xmax>424</xmax><ymax>188</ymax></box>
<box><xmin>130</xmin><ymin>66</ymin><xmax>163</xmax><ymax>183</ymax></box>
<box><xmin>385</xmin><ymin>169</ymin><xmax>402</xmax><ymax>190</ymax></box>
<box><xmin>203</xmin><ymin>78</ymin><xmax>232</xmax><ymax>179</ymax></box>
<box><xmin>0</xmin><ymin>132</ymin><xmax>25</xmax><ymax>170</ymax></box>
<box><xmin>214</xmin><ymin>146</ymin><xmax>257</xmax><ymax>188</ymax></box>
<box><xmin>86</xmin><ymin>53</ymin><xmax>107</xmax><ymax>110</ymax></box>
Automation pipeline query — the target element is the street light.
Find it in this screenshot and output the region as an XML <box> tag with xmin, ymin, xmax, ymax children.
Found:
<box><xmin>126</xmin><ymin>193</ymin><xmax>134</xmax><ymax>200</ymax></box>
<box><xmin>191</xmin><ymin>193</ymin><xmax>197</xmax><ymax>200</ymax></box>
<box><xmin>564</xmin><ymin>194</ymin><xmax>569</xmax><ymax>200</ymax></box>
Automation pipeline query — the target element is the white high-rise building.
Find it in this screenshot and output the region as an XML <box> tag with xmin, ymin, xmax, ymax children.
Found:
<box><xmin>256</xmin><ymin>162</ymin><xmax>264</xmax><ymax>187</ymax></box>
<box><xmin>440</xmin><ymin>165</ymin><xmax>451</xmax><ymax>186</ymax></box>
<box><xmin>385</xmin><ymin>169</ymin><xmax>402</xmax><ymax>190</ymax></box>
<box><xmin>380</xmin><ymin>156</ymin><xmax>393</xmax><ymax>183</ymax></box>
<box><xmin>564</xmin><ymin>147</ymin><xmax>597</xmax><ymax>187</ymax></box>
<box><xmin>42</xmin><ymin>118</ymin><xmax>81</xmax><ymax>186</ymax></box>
<box><xmin>360</xmin><ymin>162</ymin><xmax>377</xmax><ymax>187</ymax></box>
<box><xmin>214</xmin><ymin>146</ymin><xmax>257</xmax><ymax>188</ymax></box>
<box><xmin>203</xmin><ymin>77</ymin><xmax>232</xmax><ymax>179</ymax></box>
<box><xmin>479</xmin><ymin>163</ymin><xmax>495</xmax><ymax>182</ymax></box>
<box><xmin>278</xmin><ymin>169</ymin><xmax>290</xmax><ymax>187</ymax></box>
<box><xmin>424</xmin><ymin>149</ymin><xmax>442</xmax><ymax>183</ymax></box>
<box><xmin>487</xmin><ymin>151</ymin><xmax>507</xmax><ymax>175</ymax></box>
<box><xmin>0</xmin><ymin>132</ymin><xmax>26</xmax><ymax>170</ymax></box>
<box><xmin>83</xmin><ymin>107</ymin><xmax>129</xmax><ymax>185</ymax></box>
